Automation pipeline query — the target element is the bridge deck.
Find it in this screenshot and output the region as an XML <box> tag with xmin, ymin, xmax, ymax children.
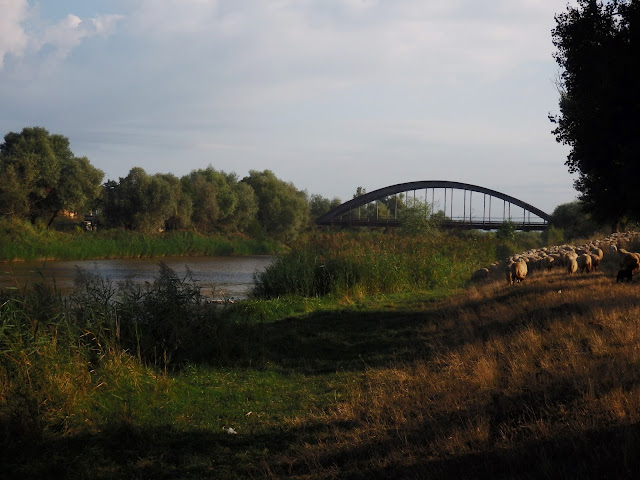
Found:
<box><xmin>316</xmin><ymin>218</ymin><xmax>548</xmax><ymax>231</ymax></box>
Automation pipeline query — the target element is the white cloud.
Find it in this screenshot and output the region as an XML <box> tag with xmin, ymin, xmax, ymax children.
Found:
<box><xmin>122</xmin><ymin>0</ymin><xmax>561</xmax><ymax>104</ymax></box>
<box><xmin>0</xmin><ymin>0</ymin><xmax>29</xmax><ymax>69</ymax></box>
<box><xmin>35</xmin><ymin>12</ymin><xmax>123</xmax><ymax>63</ymax></box>
<box><xmin>0</xmin><ymin>4</ymin><xmax>122</xmax><ymax>73</ymax></box>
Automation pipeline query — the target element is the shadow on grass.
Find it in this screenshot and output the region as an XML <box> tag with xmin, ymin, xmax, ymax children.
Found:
<box><xmin>242</xmin><ymin>272</ymin><xmax>638</xmax><ymax>374</ymax></box>
<box><xmin>349</xmin><ymin>421</ymin><xmax>640</xmax><ymax>479</ymax></box>
<box><xmin>4</xmin><ymin>417</ymin><xmax>639</xmax><ymax>479</ymax></box>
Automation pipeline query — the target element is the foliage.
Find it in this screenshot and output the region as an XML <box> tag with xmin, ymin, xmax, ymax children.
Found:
<box><xmin>398</xmin><ymin>197</ymin><xmax>439</xmax><ymax>234</ymax></box>
<box><xmin>102</xmin><ymin>168</ymin><xmax>191</xmax><ymax>232</ymax></box>
<box><xmin>541</xmin><ymin>225</ymin><xmax>565</xmax><ymax>246</ymax></box>
<box><xmin>0</xmin><ymin>127</ymin><xmax>104</xmax><ymax>226</ymax></box>
<box><xmin>242</xmin><ymin>170</ymin><xmax>310</xmax><ymax>241</ymax></box>
<box><xmin>253</xmin><ymin>231</ymin><xmax>496</xmax><ymax>298</ymax></box>
<box><xmin>180</xmin><ymin>167</ymin><xmax>258</xmax><ymax>234</ymax></box>
<box><xmin>309</xmin><ymin>193</ymin><xmax>342</xmax><ymax>221</ymax></box>
<box><xmin>550</xmin><ymin>200</ymin><xmax>604</xmax><ymax>240</ymax></box>
<box><xmin>551</xmin><ymin>0</ymin><xmax>640</xmax><ymax>227</ymax></box>
<box><xmin>0</xmin><ymin>126</ymin><xmax>328</xmax><ymax>241</ymax></box>
<box><xmin>496</xmin><ymin>220</ymin><xmax>517</xmax><ymax>242</ymax></box>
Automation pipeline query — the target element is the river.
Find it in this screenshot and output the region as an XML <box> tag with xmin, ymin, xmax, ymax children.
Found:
<box><xmin>0</xmin><ymin>256</ymin><xmax>274</xmax><ymax>300</ymax></box>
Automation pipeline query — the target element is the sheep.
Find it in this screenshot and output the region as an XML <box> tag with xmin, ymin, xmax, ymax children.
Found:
<box><xmin>616</xmin><ymin>268</ymin><xmax>633</xmax><ymax>282</ymax></box>
<box><xmin>505</xmin><ymin>262</ymin><xmax>514</xmax><ymax>285</ymax></box>
<box><xmin>589</xmin><ymin>253</ymin><xmax>601</xmax><ymax>271</ymax></box>
<box><xmin>509</xmin><ymin>259</ymin><xmax>528</xmax><ymax>284</ymax></box>
<box><xmin>618</xmin><ymin>249</ymin><xmax>640</xmax><ymax>271</ymax></box>
<box><xmin>564</xmin><ymin>251</ymin><xmax>578</xmax><ymax>267</ymax></box>
<box><xmin>591</xmin><ymin>247</ymin><xmax>604</xmax><ymax>261</ymax></box>
<box><xmin>567</xmin><ymin>258</ymin><xmax>578</xmax><ymax>275</ymax></box>
<box><xmin>471</xmin><ymin>267</ymin><xmax>489</xmax><ymax>281</ymax></box>
<box><xmin>488</xmin><ymin>262</ymin><xmax>502</xmax><ymax>277</ymax></box>
<box><xmin>577</xmin><ymin>253</ymin><xmax>592</xmax><ymax>273</ymax></box>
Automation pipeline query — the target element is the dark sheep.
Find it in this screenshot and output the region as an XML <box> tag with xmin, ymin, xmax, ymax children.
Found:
<box><xmin>617</xmin><ymin>268</ymin><xmax>633</xmax><ymax>283</ymax></box>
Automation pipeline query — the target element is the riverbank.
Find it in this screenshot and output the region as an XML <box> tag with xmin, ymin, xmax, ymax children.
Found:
<box><xmin>3</xmin><ymin>259</ymin><xmax>639</xmax><ymax>478</ymax></box>
<box><xmin>0</xmin><ymin>219</ymin><xmax>283</xmax><ymax>261</ymax></box>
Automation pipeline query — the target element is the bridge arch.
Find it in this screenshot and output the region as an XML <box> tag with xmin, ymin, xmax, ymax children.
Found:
<box><xmin>316</xmin><ymin>181</ymin><xmax>551</xmax><ymax>231</ymax></box>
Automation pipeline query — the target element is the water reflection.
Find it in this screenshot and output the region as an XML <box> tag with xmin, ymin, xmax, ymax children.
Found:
<box><xmin>0</xmin><ymin>256</ymin><xmax>274</xmax><ymax>300</ymax></box>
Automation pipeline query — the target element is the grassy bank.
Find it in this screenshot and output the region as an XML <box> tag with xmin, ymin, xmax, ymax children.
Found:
<box><xmin>4</xmin><ymin>232</ymin><xmax>639</xmax><ymax>478</ymax></box>
<box><xmin>253</xmin><ymin>230</ymin><xmax>499</xmax><ymax>297</ymax></box>
<box><xmin>0</xmin><ymin>218</ymin><xmax>281</xmax><ymax>261</ymax></box>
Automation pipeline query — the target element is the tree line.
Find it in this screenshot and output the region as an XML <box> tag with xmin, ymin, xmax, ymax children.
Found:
<box><xmin>0</xmin><ymin>127</ymin><xmax>342</xmax><ymax>240</ymax></box>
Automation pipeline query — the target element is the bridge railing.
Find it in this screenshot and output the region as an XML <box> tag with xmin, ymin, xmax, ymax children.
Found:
<box><xmin>317</xmin><ymin>215</ymin><xmax>548</xmax><ymax>231</ymax></box>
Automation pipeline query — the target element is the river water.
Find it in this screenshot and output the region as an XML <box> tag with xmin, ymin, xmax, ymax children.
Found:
<box><xmin>0</xmin><ymin>256</ymin><xmax>274</xmax><ymax>300</ymax></box>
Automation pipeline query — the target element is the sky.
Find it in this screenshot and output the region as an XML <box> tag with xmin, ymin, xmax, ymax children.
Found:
<box><xmin>0</xmin><ymin>0</ymin><xmax>580</xmax><ymax>215</ymax></box>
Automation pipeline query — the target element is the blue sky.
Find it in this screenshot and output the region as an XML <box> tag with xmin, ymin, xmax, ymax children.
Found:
<box><xmin>0</xmin><ymin>0</ymin><xmax>578</xmax><ymax>214</ymax></box>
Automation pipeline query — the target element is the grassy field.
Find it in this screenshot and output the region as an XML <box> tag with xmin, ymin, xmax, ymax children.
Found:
<box><xmin>2</xmin><ymin>234</ymin><xmax>640</xmax><ymax>479</ymax></box>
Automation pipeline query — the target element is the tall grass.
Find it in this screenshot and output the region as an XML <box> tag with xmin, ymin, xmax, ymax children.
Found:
<box><xmin>253</xmin><ymin>230</ymin><xmax>499</xmax><ymax>298</ymax></box>
<box><xmin>0</xmin><ymin>218</ymin><xmax>281</xmax><ymax>260</ymax></box>
<box><xmin>0</xmin><ymin>263</ymin><xmax>266</xmax><ymax>445</ymax></box>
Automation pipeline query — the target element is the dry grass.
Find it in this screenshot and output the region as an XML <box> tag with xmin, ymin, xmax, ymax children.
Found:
<box><xmin>271</xmin><ymin>266</ymin><xmax>640</xmax><ymax>478</ymax></box>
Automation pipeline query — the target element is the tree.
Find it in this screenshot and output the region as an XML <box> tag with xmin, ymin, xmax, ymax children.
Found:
<box><xmin>102</xmin><ymin>168</ymin><xmax>187</xmax><ymax>232</ymax></box>
<box><xmin>181</xmin><ymin>167</ymin><xmax>258</xmax><ymax>233</ymax></box>
<box><xmin>551</xmin><ymin>0</ymin><xmax>640</xmax><ymax>229</ymax></box>
<box><xmin>309</xmin><ymin>193</ymin><xmax>342</xmax><ymax>221</ymax></box>
<box><xmin>242</xmin><ymin>170</ymin><xmax>309</xmax><ymax>240</ymax></box>
<box><xmin>0</xmin><ymin>127</ymin><xmax>104</xmax><ymax>225</ymax></box>
<box><xmin>549</xmin><ymin>200</ymin><xmax>601</xmax><ymax>239</ymax></box>
<box><xmin>398</xmin><ymin>197</ymin><xmax>438</xmax><ymax>234</ymax></box>
<box><xmin>156</xmin><ymin>173</ymin><xmax>192</xmax><ymax>231</ymax></box>
<box><xmin>181</xmin><ymin>171</ymin><xmax>220</xmax><ymax>232</ymax></box>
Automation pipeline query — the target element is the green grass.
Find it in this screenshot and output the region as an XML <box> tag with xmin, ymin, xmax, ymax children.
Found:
<box><xmin>253</xmin><ymin>230</ymin><xmax>499</xmax><ymax>298</ymax></box>
<box><xmin>0</xmin><ymin>218</ymin><xmax>282</xmax><ymax>261</ymax></box>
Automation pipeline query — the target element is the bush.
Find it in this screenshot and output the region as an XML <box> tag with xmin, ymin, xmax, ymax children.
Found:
<box><xmin>496</xmin><ymin>221</ymin><xmax>517</xmax><ymax>242</ymax></box>
<box><xmin>542</xmin><ymin>226</ymin><xmax>564</xmax><ymax>246</ymax></box>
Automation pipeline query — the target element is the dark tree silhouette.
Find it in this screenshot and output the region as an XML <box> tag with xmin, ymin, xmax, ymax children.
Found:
<box><xmin>551</xmin><ymin>0</ymin><xmax>640</xmax><ymax>230</ymax></box>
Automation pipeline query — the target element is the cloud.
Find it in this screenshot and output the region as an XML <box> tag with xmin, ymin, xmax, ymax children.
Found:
<box><xmin>0</xmin><ymin>3</ymin><xmax>122</xmax><ymax>72</ymax></box>
<box><xmin>121</xmin><ymin>0</ymin><xmax>561</xmax><ymax>110</ymax></box>
<box><xmin>0</xmin><ymin>0</ymin><xmax>30</xmax><ymax>69</ymax></box>
<box><xmin>35</xmin><ymin>12</ymin><xmax>123</xmax><ymax>64</ymax></box>
<box><xmin>0</xmin><ymin>0</ymin><xmax>579</xmax><ymax>210</ymax></box>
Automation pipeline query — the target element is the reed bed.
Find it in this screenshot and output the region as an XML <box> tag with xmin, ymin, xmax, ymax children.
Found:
<box><xmin>0</xmin><ymin>218</ymin><xmax>280</xmax><ymax>260</ymax></box>
<box><xmin>253</xmin><ymin>230</ymin><xmax>498</xmax><ymax>298</ymax></box>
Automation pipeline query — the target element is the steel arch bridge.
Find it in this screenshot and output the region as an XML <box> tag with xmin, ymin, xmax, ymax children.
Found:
<box><xmin>315</xmin><ymin>181</ymin><xmax>551</xmax><ymax>231</ymax></box>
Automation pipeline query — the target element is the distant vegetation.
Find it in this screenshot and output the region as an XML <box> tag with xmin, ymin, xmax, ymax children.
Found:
<box><xmin>0</xmin><ymin>217</ymin><xmax>281</xmax><ymax>261</ymax></box>
<box><xmin>0</xmin><ymin>127</ymin><xmax>341</xmax><ymax>245</ymax></box>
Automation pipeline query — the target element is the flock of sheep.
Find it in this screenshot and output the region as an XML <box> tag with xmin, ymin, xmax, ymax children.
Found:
<box><xmin>470</xmin><ymin>231</ymin><xmax>640</xmax><ymax>285</ymax></box>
